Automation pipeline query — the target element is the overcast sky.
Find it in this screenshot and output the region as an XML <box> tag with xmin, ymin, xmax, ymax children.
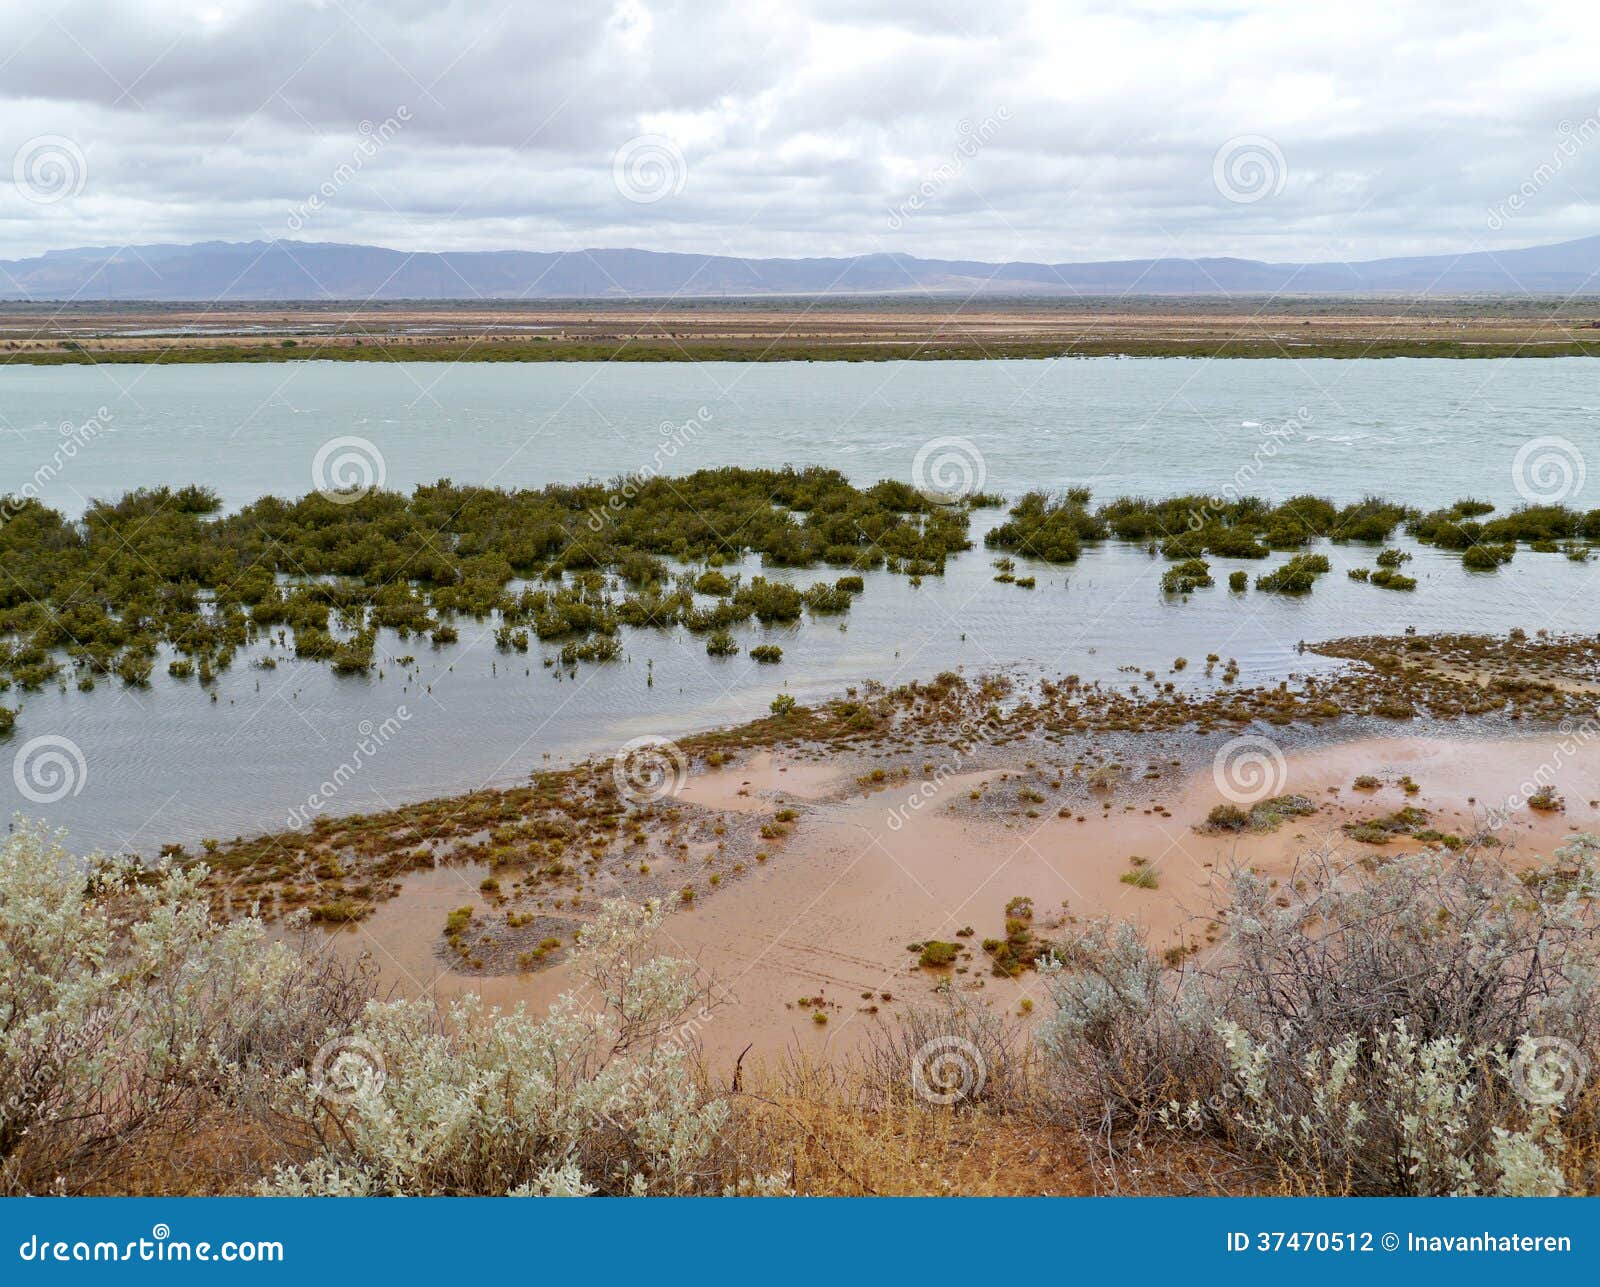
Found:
<box><xmin>1</xmin><ymin>0</ymin><xmax>1597</xmax><ymax>264</ymax></box>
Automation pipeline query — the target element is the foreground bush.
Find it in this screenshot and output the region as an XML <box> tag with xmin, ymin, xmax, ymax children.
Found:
<box><xmin>264</xmin><ymin>900</ymin><xmax>745</xmax><ymax>1196</ymax></box>
<box><xmin>0</xmin><ymin>818</ymin><xmax>368</xmax><ymax>1194</ymax></box>
<box><xmin>9</xmin><ymin>815</ymin><xmax>1600</xmax><ymax>1196</ymax></box>
<box><xmin>1038</xmin><ymin>838</ymin><xmax>1600</xmax><ymax>1195</ymax></box>
<box><xmin>0</xmin><ymin>819</ymin><xmax>751</xmax><ymax>1196</ymax></box>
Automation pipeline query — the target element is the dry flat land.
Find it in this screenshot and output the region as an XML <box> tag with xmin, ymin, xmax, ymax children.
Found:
<box><xmin>5</xmin><ymin>297</ymin><xmax>1600</xmax><ymax>362</ymax></box>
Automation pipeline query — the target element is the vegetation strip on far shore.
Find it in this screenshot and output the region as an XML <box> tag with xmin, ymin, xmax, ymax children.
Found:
<box><xmin>12</xmin><ymin>335</ymin><xmax>1600</xmax><ymax>364</ymax></box>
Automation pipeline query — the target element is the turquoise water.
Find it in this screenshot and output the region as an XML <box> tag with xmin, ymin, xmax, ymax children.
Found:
<box><xmin>2</xmin><ymin>357</ymin><xmax>1598</xmax><ymax>512</ymax></box>
<box><xmin>2</xmin><ymin>358</ymin><xmax>1597</xmax><ymax>852</ymax></box>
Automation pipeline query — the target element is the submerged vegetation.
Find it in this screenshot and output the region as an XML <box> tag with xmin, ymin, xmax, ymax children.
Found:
<box><xmin>986</xmin><ymin>489</ymin><xmax>1600</xmax><ymax>586</ymax></box>
<box><xmin>0</xmin><ymin>470</ymin><xmax>975</xmax><ymax>710</ymax></box>
<box><xmin>986</xmin><ymin>490</ymin><xmax>1414</xmax><ymax>563</ymax></box>
<box><xmin>1255</xmin><ymin>552</ymin><xmax>1332</xmax><ymax>594</ymax></box>
<box><xmin>4</xmin><ymin>471</ymin><xmax>1599</xmax><ymax>727</ymax></box>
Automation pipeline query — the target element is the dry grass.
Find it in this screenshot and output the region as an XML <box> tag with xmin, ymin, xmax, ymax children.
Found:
<box><xmin>726</xmin><ymin>1058</ymin><xmax>1258</xmax><ymax>1195</ymax></box>
<box><xmin>15</xmin><ymin>1108</ymin><xmax>282</xmax><ymax>1197</ymax></box>
<box><xmin>729</xmin><ymin>1061</ymin><xmax>1090</xmax><ymax>1195</ymax></box>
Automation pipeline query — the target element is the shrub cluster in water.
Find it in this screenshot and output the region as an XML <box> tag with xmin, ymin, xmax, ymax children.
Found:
<box><xmin>1410</xmin><ymin>499</ymin><xmax>1600</xmax><ymax>570</ymax></box>
<box><xmin>987</xmin><ymin>490</ymin><xmax>1413</xmax><ymax>563</ymax></box>
<box><xmin>0</xmin><ymin>469</ymin><xmax>970</xmax><ymax>701</ymax></box>
<box><xmin>1255</xmin><ymin>552</ymin><xmax>1331</xmax><ymax>594</ymax></box>
<box><xmin>6</xmin><ymin>472</ymin><xmax>1600</xmax><ymax>713</ymax></box>
<box><xmin>986</xmin><ymin>489</ymin><xmax>1600</xmax><ymax>582</ymax></box>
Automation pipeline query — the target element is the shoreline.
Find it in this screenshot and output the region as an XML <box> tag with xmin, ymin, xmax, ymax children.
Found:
<box><xmin>312</xmin><ymin>727</ymin><xmax>1599</xmax><ymax>1069</ymax></box>
<box><xmin>199</xmin><ymin>628</ymin><xmax>1600</xmax><ymax>1067</ymax></box>
<box><xmin>5</xmin><ymin>299</ymin><xmax>1600</xmax><ymax>364</ymax></box>
<box><xmin>11</xmin><ymin>337</ymin><xmax>1600</xmax><ymax>364</ymax></box>
<box><xmin>203</xmin><ymin>628</ymin><xmax>1600</xmax><ymax>926</ymax></box>
<box><xmin>15</xmin><ymin>472</ymin><xmax>1600</xmax><ymax>856</ymax></box>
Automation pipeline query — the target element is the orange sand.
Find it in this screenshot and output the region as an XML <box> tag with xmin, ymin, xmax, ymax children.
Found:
<box><xmin>327</xmin><ymin>734</ymin><xmax>1600</xmax><ymax>1071</ymax></box>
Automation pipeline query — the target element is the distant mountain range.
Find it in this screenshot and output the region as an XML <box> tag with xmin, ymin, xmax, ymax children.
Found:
<box><xmin>2</xmin><ymin>235</ymin><xmax>1599</xmax><ymax>301</ymax></box>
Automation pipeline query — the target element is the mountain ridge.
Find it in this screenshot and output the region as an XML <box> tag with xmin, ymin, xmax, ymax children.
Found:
<box><xmin>2</xmin><ymin>235</ymin><xmax>1598</xmax><ymax>301</ymax></box>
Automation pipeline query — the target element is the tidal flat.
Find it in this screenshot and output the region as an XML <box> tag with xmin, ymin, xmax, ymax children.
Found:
<box><xmin>182</xmin><ymin>629</ymin><xmax>1600</xmax><ymax>1078</ymax></box>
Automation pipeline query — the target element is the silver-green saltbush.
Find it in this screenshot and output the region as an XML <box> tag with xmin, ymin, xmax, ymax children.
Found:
<box><xmin>264</xmin><ymin>898</ymin><xmax>739</xmax><ymax>1196</ymax></box>
<box><xmin>0</xmin><ymin>817</ymin><xmax>366</xmax><ymax>1194</ymax></box>
<box><xmin>0</xmin><ymin>818</ymin><xmax>754</xmax><ymax>1197</ymax></box>
<box><xmin>1038</xmin><ymin>837</ymin><xmax>1600</xmax><ymax>1194</ymax></box>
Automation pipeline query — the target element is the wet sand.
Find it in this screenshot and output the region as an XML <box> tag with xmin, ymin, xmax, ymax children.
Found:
<box><xmin>325</xmin><ymin>734</ymin><xmax>1600</xmax><ymax>1070</ymax></box>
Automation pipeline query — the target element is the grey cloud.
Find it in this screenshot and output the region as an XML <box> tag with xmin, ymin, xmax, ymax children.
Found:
<box><xmin>0</xmin><ymin>0</ymin><xmax>1596</xmax><ymax>263</ymax></box>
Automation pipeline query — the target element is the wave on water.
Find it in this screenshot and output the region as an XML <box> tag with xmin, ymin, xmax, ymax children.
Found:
<box><xmin>1304</xmin><ymin>432</ymin><xmax>1402</xmax><ymax>446</ymax></box>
